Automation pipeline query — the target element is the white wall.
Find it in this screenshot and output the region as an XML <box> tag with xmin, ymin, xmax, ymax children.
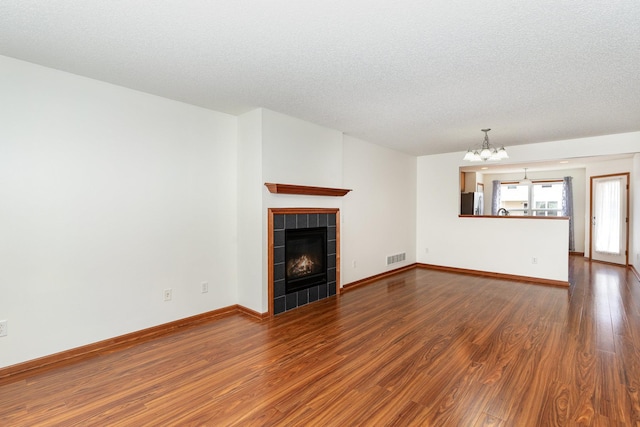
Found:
<box><xmin>417</xmin><ymin>153</ymin><xmax>569</xmax><ymax>282</ymax></box>
<box><xmin>504</xmin><ymin>132</ymin><xmax>640</xmax><ymax>163</ymax></box>
<box><xmin>0</xmin><ymin>56</ymin><xmax>238</xmax><ymax>368</ymax></box>
<box><xmin>2</xmin><ymin>54</ymin><xmax>637</xmax><ymax>370</ymax></box>
<box><xmin>237</xmin><ymin>110</ymin><xmax>418</xmax><ymax>311</ymax></box>
<box><xmin>482</xmin><ymin>168</ymin><xmax>586</xmax><ymax>253</ymax></box>
<box><xmin>633</xmin><ymin>154</ymin><xmax>640</xmax><ymax>269</ymax></box>
<box><xmin>258</xmin><ymin>109</ymin><xmax>345</xmax><ymax>312</ymax></box>
<box><xmin>417</xmin><ymin>132</ymin><xmax>639</xmax><ymax>283</ymax></box>
<box><xmin>262</xmin><ymin>109</ymin><xmax>343</xmax><ymax>189</ymax></box>
<box><xmin>342</xmin><ymin>135</ymin><xmax>416</xmax><ymax>284</ymax></box>
<box><xmin>237</xmin><ymin>109</ymin><xmax>263</xmax><ymax>311</ymax></box>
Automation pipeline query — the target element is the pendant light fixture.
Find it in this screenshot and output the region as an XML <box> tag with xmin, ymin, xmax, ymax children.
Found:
<box><xmin>463</xmin><ymin>128</ymin><xmax>509</xmax><ymax>162</ymax></box>
<box><xmin>520</xmin><ymin>168</ymin><xmax>532</xmax><ymax>184</ymax></box>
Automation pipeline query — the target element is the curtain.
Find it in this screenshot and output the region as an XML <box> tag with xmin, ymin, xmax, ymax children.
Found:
<box><xmin>491</xmin><ymin>180</ymin><xmax>501</xmax><ymax>215</ymax></box>
<box><xmin>594</xmin><ymin>178</ymin><xmax>622</xmax><ymax>254</ymax></box>
<box><xmin>561</xmin><ymin>176</ymin><xmax>575</xmax><ymax>252</ymax></box>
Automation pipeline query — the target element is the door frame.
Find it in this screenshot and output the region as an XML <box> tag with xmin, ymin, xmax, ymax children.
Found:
<box><xmin>589</xmin><ymin>172</ymin><xmax>630</xmax><ymax>265</ymax></box>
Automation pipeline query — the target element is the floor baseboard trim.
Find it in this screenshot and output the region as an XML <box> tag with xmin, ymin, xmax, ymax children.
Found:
<box><xmin>343</xmin><ymin>262</ymin><xmax>571</xmax><ymax>292</ymax></box>
<box><xmin>630</xmin><ymin>264</ymin><xmax>640</xmax><ymax>283</ymax></box>
<box><xmin>235</xmin><ymin>304</ymin><xmax>269</xmax><ymax>320</ymax></box>
<box><xmin>0</xmin><ymin>305</ymin><xmax>258</xmax><ymax>383</ymax></box>
<box><xmin>341</xmin><ymin>264</ymin><xmax>417</xmax><ymax>293</ymax></box>
<box><xmin>417</xmin><ymin>263</ymin><xmax>570</xmax><ymax>288</ymax></box>
<box><xmin>589</xmin><ymin>259</ymin><xmax>630</xmax><ymax>268</ymax></box>
<box><xmin>0</xmin><ymin>259</ymin><xmax>573</xmax><ymax>382</ymax></box>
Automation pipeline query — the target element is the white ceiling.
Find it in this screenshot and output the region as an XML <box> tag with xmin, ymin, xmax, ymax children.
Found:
<box><xmin>1</xmin><ymin>1</ymin><xmax>639</xmax><ymax>156</ymax></box>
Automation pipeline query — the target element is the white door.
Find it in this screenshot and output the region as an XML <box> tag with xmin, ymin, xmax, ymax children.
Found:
<box><xmin>591</xmin><ymin>174</ymin><xmax>628</xmax><ymax>265</ymax></box>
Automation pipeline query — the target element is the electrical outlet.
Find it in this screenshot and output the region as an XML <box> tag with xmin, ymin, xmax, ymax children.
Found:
<box><xmin>0</xmin><ymin>320</ymin><xmax>7</xmax><ymax>337</ymax></box>
<box><xmin>163</xmin><ymin>289</ymin><xmax>172</xmax><ymax>301</ymax></box>
<box><xmin>532</xmin><ymin>257</ymin><xmax>538</xmax><ymax>264</ymax></box>
<box><xmin>201</xmin><ymin>282</ymin><xmax>209</xmax><ymax>293</ymax></box>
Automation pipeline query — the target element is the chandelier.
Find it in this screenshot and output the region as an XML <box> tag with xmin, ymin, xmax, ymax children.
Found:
<box><xmin>463</xmin><ymin>128</ymin><xmax>509</xmax><ymax>162</ymax></box>
<box><xmin>520</xmin><ymin>168</ymin><xmax>532</xmax><ymax>184</ymax></box>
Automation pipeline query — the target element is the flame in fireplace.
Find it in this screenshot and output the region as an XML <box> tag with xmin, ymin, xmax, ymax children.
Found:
<box><xmin>287</xmin><ymin>255</ymin><xmax>317</xmax><ymax>279</ymax></box>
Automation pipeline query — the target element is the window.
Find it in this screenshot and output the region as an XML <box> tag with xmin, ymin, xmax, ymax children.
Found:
<box><xmin>499</xmin><ymin>181</ymin><xmax>563</xmax><ymax>216</ymax></box>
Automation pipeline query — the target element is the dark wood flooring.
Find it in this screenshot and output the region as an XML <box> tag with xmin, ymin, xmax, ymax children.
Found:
<box><xmin>1</xmin><ymin>258</ymin><xmax>639</xmax><ymax>426</ymax></box>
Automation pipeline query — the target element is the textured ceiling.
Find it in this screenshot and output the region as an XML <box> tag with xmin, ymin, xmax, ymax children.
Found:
<box><xmin>1</xmin><ymin>1</ymin><xmax>639</xmax><ymax>156</ymax></box>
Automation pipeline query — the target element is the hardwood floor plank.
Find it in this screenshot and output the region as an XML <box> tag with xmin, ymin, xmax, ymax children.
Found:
<box><xmin>613</xmin><ymin>334</ymin><xmax>640</xmax><ymax>424</ymax></box>
<box><xmin>1</xmin><ymin>259</ymin><xmax>639</xmax><ymax>425</ymax></box>
<box><xmin>538</xmin><ymin>380</ymin><xmax>574</xmax><ymax>426</ymax></box>
<box><xmin>472</xmin><ymin>412</ymin><xmax>505</xmax><ymax>427</ymax></box>
<box><xmin>596</xmin><ymin>350</ymin><xmax>628</xmax><ymax>423</ymax></box>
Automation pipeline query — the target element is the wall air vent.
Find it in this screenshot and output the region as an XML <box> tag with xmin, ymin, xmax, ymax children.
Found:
<box><xmin>386</xmin><ymin>252</ymin><xmax>406</xmax><ymax>266</ymax></box>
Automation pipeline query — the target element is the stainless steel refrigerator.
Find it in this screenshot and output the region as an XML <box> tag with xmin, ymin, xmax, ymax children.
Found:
<box><xmin>460</xmin><ymin>192</ymin><xmax>484</xmax><ymax>215</ymax></box>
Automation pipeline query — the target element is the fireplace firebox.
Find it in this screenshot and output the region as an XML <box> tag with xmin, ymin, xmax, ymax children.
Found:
<box><xmin>285</xmin><ymin>227</ymin><xmax>327</xmax><ymax>293</ymax></box>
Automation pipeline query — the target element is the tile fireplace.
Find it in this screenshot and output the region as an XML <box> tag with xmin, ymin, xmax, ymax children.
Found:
<box><xmin>268</xmin><ymin>208</ymin><xmax>339</xmax><ymax>315</ymax></box>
